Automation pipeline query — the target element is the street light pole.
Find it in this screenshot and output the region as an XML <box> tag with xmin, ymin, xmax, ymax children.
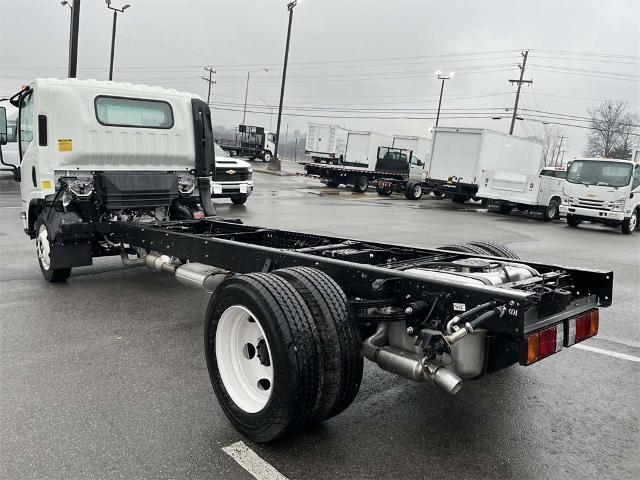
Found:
<box><xmin>105</xmin><ymin>1</ymin><xmax>130</xmax><ymax>81</ymax></box>
<box><xmin>435</xmin><ymin>70</ymin><xmax>453</xmax><ymax>127</ymax></box>
<box><xmin>270</xmin><ymin>0</ymin><xmax>298</xmax><ymax>171</ymax></box>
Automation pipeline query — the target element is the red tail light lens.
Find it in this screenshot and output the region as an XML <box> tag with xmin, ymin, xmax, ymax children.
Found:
<box><xmin>567</xmin><ymin>309</ymin><xmax>599</xmax><ymax>346</ymax></box>
<box><xmin>538</xmin><ymin>327</ymin><xmax>558</xmax><ymax>359</ymax></box>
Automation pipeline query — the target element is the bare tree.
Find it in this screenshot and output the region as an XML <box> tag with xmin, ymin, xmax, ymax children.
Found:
<box><xmin>586</xmin><ymin>100</ymin><xmax>638</xmax><ymax>157</ymax></box>
<box><xmin>529</xmin><ymin>125</ymin><xmax>563</xmax><ymax>166</ymax></box>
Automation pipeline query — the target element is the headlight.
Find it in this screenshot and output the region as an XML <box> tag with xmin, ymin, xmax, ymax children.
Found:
<box><xmin>611</xmin><ymin>199</ymin><xmax>625</xmax><ymax>212</ymax></box>
<box><xmin>177</xmin><ymin>173</ymin><xmax>196</xmax><ymax>194</ymax></box>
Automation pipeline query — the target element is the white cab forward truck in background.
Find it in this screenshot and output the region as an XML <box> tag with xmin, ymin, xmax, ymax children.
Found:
<box><xmin>391</xmin><ymin>135</ymin><xmax>431</xmax><ymax>165</ymax></box>
<box><xmin>560</xmin><ymin>157</ymin><xmax>640</xmax><ymax>234</ymax></box>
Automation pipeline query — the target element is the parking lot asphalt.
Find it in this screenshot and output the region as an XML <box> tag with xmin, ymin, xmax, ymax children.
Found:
<box><xmin>1</xmin><ymin>170</ymin><xmax>639</xmax><ymax>480</ymax></box>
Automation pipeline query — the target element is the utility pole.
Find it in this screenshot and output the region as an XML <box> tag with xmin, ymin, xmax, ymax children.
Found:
<box><xmin>243</xmin><ymin>71</ymin><xmax>250</xmax><ymax>124</ymax></box>
<box><xmin>560</xmin><ymin>149</ymin><xmax>567</xmax><ymax>165</ymax></box>
<box><xmin>508</xmin><ymin>50</ymin><xmax>532</xmax><ymax>135</ymax></box>
<box><xmin>271</xmin><ymin>0</ymin><xmax>298</xmax><ymax>171</ymax></box>
<box><xmin>554</xmin><ymin>135</ymin><xmax>566</xmax><ymax>166</ymax></box>
<box><xmin>202</xmin><ymin>67</ymin><xmax>216</xmax><ymax>105</ymax></box>
<box><xmin>434</xmin><ymin>70</ymin><xmax>454</xmax><ymax>127</ymax></box>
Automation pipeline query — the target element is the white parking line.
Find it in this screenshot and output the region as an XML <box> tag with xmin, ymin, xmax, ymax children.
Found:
<box><xmin>573</xmin><ymin>344</ymin><xmax>640</xmax><ymax>363</ymax></box>
<box><xmin>222</xmin><ymin>441</ymin><xmax>288</xmax><ymax>480</ymax></box>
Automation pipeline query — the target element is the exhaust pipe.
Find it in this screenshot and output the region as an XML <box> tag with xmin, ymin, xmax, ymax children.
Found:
<box><xmin>363</xmin><ymin>323</ymin><xmax>462</xmax><ymax>394</ymax></box>
<box><xmin>143</xmin><ymin>252</ymin><xmax>232</xmax><ymax>293</ymax></box>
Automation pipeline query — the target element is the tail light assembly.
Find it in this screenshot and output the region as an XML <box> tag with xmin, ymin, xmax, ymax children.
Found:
<box><xmin>521</xmin><ymin>309</ymin><xmax>599</xmax><ymax>366</ymax></box>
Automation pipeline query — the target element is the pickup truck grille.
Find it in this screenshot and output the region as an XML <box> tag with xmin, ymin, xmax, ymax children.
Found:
<box><xmin>214</xmin><ymin>168</ymin><xmax>251</xmax><ymax>182</ymax></box>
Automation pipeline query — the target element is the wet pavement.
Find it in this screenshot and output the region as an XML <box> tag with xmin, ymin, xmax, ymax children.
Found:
<box><xmin>1</xmin><ymin>172</ymin><xmax>638</xmax><ymax>479</ymax></box>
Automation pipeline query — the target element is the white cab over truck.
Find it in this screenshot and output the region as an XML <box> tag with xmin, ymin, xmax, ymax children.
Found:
<box><xmin>425</xmin><ymin>127</ymin><xmax>542</xmax><ymax>204</ymax></box>
<box><xmin>305</xmin><ymin>122</ymin><xmax>349</xmax><ymax>164</ymax></box>
<box><xmin>560</xmin><ymin>157</ymin><xmax>640</xmax><ymax>234</ymax></box>
<box><xmin>0</xmin><ymin>79</ymin><xmax>615</xmax><ymax>444</ymax></box>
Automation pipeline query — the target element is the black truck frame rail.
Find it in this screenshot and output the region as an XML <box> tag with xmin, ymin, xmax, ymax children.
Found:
<box><xmin>60</xmin><ymin>217</ymin><xmax>613</xmax><ymax>340</ymax></box>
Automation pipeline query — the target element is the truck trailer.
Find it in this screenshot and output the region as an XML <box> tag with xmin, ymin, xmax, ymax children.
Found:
<box><xmin>0</xmin><ymin>79</ymin><xmax>614</xmax><ymax>443</ymax></box>
<box><xmin>425</xmin><ymin>127</ymin><xmax>542</xmax><ymax>204</ymax></box>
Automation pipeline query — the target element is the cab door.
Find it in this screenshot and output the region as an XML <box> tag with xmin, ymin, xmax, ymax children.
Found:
<box><xmin>409</xmin><ymin>152</ymin><xmax>425</xmax><ymax>181</ymax></box>
<box><xmin>17</xmin><ymin>89</ymin><xmax>40</xmax><ymax>209</ymax></box>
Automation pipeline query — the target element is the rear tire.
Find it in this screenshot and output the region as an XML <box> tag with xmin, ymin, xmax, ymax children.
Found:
<box><xmin>498</xmin><ymin>204</ymin><xmax>513</xmax><ymax>215</ymax></box>
<box><xmin>375</xmin><ymin>186</ymin><xmax>392</xmax><ymax>196</ymax></box>
<box><xmin>467</xmin><ymin>241</ymin><xmax>520</xmax><ymax>259</ymax></box>
<box><xmin>274</xmin><ymin>267</ymin><xmax>363</xmax><ymax>422</ymax></box>
<box><xmin>566</xmin><ymin>214</ymin><xmax>581</xmax><ymax>227</ymax></box>
<box><xmin>404</xmin><ymin>182</ymin><xmax>423</xmax><ymax>200</ymax></box>
<box><xmin>325</xmin><ymin>179</ymin><xmax>340</xmax><ymax>188</ymax></box>
<box><xmin>353</xmin><ymin>176</ymin><xmax>369</xmax><ymax>193</ymax></box>
<box><xmin>621</xmin><ymin>209</ymin><xmax>637</xmax><ymax>234</ymax></box>
<box><xmin>432</xmin><ymin>191</ymin><xmax>444</xmax><ymax>197</ymax></box>
<box><xmin>437</xmin><ymin>243</ymin><xmax>491</xmax><ymax>256</ymax></box>
<box><xmin>204</xmin><ymin>273</ymin><xmax>323</xmax><ymax>443</ymax></box>
<box><xmin>544</xmin><ymin>199</ymin><xmax>560</xmax><ymax>221</ymax></box>
<box><xmin>34</xmin><ymin>216</ymin><xmax>72</xmax><ymax>283</ymax></box>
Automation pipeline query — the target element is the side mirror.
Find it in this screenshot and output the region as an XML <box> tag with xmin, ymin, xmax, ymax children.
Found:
<box><xmin>0</xmin><ymin>106</ymin><xmax>7</xmax><ymax>146</ymax></box>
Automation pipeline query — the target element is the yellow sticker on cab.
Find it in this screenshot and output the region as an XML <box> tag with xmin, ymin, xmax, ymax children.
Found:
<box><xmin>58</xmin><ymin>139</ymin><xmax>72</xmax><ymax>152</ymax></box>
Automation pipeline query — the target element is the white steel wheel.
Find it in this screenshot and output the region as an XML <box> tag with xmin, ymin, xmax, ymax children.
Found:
<box><xmin>36</xmin><ymin>223</ymin><xmax>51</xmax><ymax>271</ymax></box>
<box><xmin>216</xmin><ymin>305</ymin><xmax>274</xmax><ymax>413</ymax></box>
<box><xmin>412</xmin><ymin>183</ymin><xmax>423</xmax><ymax>199</ymax></box>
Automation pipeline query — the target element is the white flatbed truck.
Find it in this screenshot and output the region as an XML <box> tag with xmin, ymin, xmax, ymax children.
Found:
<box><xmin>0</xmin><ymin>79</ymin><xmax>614</xmax><ymax>443</ymax></box>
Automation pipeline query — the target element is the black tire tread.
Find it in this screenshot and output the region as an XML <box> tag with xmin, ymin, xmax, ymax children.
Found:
<box><xmin>275</xmin><ymin>267</ymin><xmax>363</xmax><ymax>422</ymax></box>
<box><xmin>205</xmin><ymin>273</ymin><xmax>323</xmax><ymax>442</ymax></box>
<box><xmin>467</xmin><ymin>241</ymin><xmax>520</xmax><ymax>259</ymax></box>
<box><xmin>34</xmin><ymin>216</ymin><xmax>72</xmax><ymax>283</ymax></box>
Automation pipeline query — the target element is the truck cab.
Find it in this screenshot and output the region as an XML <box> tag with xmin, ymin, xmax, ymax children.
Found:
<box><xmin>560</xmin><ymin>157</ymin><xmax>640</xmax><ymax>234</ymax></box>
<box><xmin>211</xmin><ymin>142</ymin><xmax>253</xmax><ymax>205</ymax></box>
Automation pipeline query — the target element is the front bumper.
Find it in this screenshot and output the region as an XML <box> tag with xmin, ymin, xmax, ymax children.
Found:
<box><xmin>560</xmin><ymin>204</ymin><xmax>625</xmax><ymax>221</ymax></box>
<box><xmin>211</xmin><ymin>181</ymin><xmax>254</xmax><ymax>198</ymax></box>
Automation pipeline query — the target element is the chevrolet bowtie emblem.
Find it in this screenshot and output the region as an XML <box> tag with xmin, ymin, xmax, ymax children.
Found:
<box><xmin>586</xmin><ymin>193</ymin><xmax>596</xmax><ymax>197</ymax></box>
<box><xmin>226</xmin><ymin>170</ymin><xmax>236</xmax><ymax>175</ymax></box>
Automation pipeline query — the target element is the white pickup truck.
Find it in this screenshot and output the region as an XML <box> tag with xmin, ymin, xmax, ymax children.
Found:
<box><xmin>211</xmin><ymin>142</ymin><xmax>253</xmax><ymax>205</ymax></box>
<box><xmin>560</xmin><ymin>157</ymin><xmax>640</xmax><ymax>234</ymax></box>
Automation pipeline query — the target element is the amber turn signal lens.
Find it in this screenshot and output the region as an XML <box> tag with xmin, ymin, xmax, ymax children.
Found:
<box><xmin>590</xmin><ymin>309</ymin><xmax>599</xmax><ymax>337</ymax></box>
<box><xmin>526</xmin><ymin>333</ymin><xmax>539</xmax><ymax>365</ymax></box>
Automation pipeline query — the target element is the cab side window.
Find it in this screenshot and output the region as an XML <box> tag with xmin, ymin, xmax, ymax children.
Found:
<box><xmin>632</xmin><ymin>166</ymin><xmax>640</xmax><ymax>190</ymax></box>
<box><xmin>19</xmin><ymin>91</ymin><xmax>34</xmax><ymax>158</ymax></box>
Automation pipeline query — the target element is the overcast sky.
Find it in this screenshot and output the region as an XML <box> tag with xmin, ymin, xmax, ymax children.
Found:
<box><xmin>1</xmin><ymin>0</ymin><xmax>639</xmax><ymax>157</ymax></box>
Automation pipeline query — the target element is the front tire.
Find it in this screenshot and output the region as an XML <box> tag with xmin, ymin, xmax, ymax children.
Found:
<box><xmin>262</xmin><ymin>151</ymin><xmax>272</xmax><ymax>163</ymax></box>
<box><xmin>34</xmin><ymin>216</ymin><xmax>71</xmax><ymax>283</ymax></box>
<box><xmin>498</xmin><ymin>204</ymin><xmax>513</xmax><ymax>215</ymax></box>
<box><xmin>231</xmin><ymin>195</ymin><xmax>248</xmax><ymax>205</ymax></box>
<box><xmin>566</xmin><ymin>214</ymin><xmax>581</xmax><ymax>227</ymax></box>
<box><xmin>204</xmin><ymin>273</ymin><xmax>323</xmax><ymax>443</ymax></box>
<box><xmin>621</xmin><ymin>210</ymin><xmax>638</xmax><ymax>234</ymax></box>
<box><xmin>544</xmin><ymin>198</ymin><xmax>560</xmax><ymax>221</ymax></box>
<box><xmin>353</xmin><ymin>176</ymin><xmax>369</xmax><ymax>193</ymax></box>
<box><xmin>452</xmin><ymin>194</ymin><xmax>467</xmax><ymax>204</ymax></box>
<box><xmin>404</xmin><ymin>182</ymin><xmax>423</xmax><ymax>200</ymax></box>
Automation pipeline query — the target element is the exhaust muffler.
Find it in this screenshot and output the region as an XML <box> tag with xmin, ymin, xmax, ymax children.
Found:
<box><xmin>363</xmin><ymin>323</ymin><xmax>463</xmax><ymax>394</ymax></box>
<box><xmin>141</xmin><ymin>252</ymin><xmax>232</xmax><ymax>293</ymax></box>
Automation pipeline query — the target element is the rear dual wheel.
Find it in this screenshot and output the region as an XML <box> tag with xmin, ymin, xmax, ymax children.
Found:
<box><xmin>205</xmin><ymin>269</ymin><xmax>362</xmax><ymax>442</ymax></box>
<box><xmin>438</xmin><ymin>241</ymin><xmax>520</xmax><ymax>259</ymax></box>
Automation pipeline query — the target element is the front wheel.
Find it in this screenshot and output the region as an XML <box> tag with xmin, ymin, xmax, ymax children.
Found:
<box><xmin>262</xmin><ymin>151</ymin><xmax>272</xmax><ymax>163</ymax></box>
<box><xmin>376</xmin><ymin>186</ymin><xmax>392</xmax><ymax>196</ymax></box>
<box><xmin>324</xmin><ymin>179</ymin><xmax>340</xmax><ymax>188</ymax></box>
<box><xmin>544</xmin><ymin>199</ymin><xmax>560</xmax><ymax>221</ymax></box>
<box><xmin>432</xmin><ymin>190</ymin><xmax>444</xmax><ymax>197</ymax></box>
<box><xmin>353</xmin><ymin>176</ymin><xmax>369</xmax><ymax>193</ymax></box>
<box><xmin>34</xmin><ymin>216</ymin><xmax>72</xmax><ymax>282</ymax></box>
<box><xmin>231</xmin><ymin>195</ymin><xmax>248</xmax><ymax>205</ymax></box>
<box><xmin>452</xmin><ymin>194</ymin><xmax>467</xmax><ymax>204</ymax></box>
<box><xmin>621</xmin><ymin>210</ymin><xmax>638</xmax><ymax>234</ymax></box>
<box><xmin>498</xmin><ymin>204</ymin><xmax>513</xmax><ymax>215</ymax></box>
<box><xmin>404</xmin><ymin>181</ymin><xmax>423</xmax><ymax>200</ymax></box>
<box><xmin>566</xmin><ymin>214</ymin><xmax>581</xmax><ymax>227</ymax></box>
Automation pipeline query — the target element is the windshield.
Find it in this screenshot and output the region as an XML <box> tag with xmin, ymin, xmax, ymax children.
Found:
<box><xmin>566</xmin><ymin>160</ymin><xmax>633</xmax><ymax>188</ymax></box>
<box><xmin>214</xmin><ymin>143</ymin><xmax>229</xmax><ymax>158</ymax></box>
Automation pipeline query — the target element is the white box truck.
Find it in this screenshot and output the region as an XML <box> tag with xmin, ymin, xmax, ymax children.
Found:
<box><xmin>305</xmin><ymin>123</ymin><xmax>349</xmax><ymax>164</ymax></box>
<box><xmin>303</xmin><ymin>130</ymin><xmax>394</xmax><ymax>192</ymax></box>
<box><xmin>392</xmin><ymin>135</ymin><xmax>431</xmax><ymax>164</ymax></box>
<box><xmin>424</xmin><ymin>127</ymin><xmax>542</xmax><ymax>204</ymax></box>
<box><xmin>560</xmin><ymin>157</ymin><xmax>640</xmax><ymax>234</ymax></box>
